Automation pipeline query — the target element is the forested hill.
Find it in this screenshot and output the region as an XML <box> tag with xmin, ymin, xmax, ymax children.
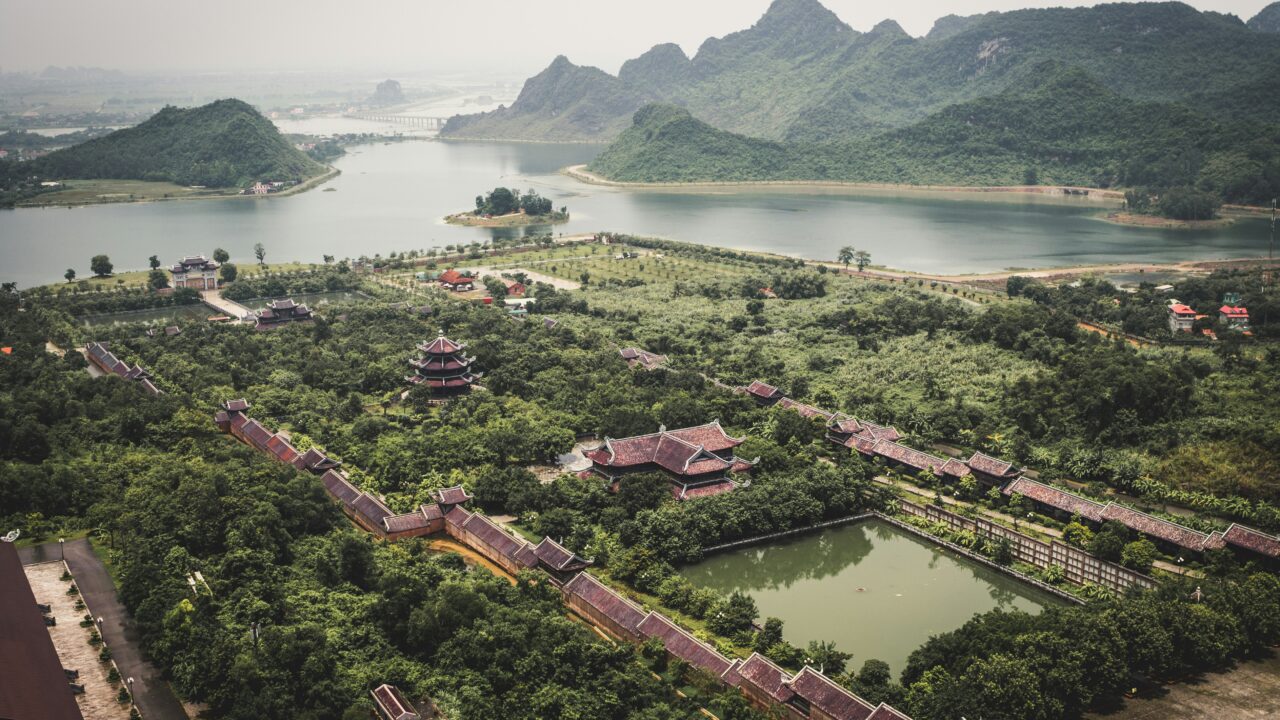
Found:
<box><xmin>33</xmin><ymin>99</ymin><xmax>324</xmax><ymax>187</ymax></box>
<box><xmin>442</xmin><ymin>0</ymin><xmax>1280</xmax><ymax>143</ymax></box>
<box><xmin>1250</xmin><ymin>2</ymin><xmax>1280</xmax><ymax>32</ymax></box>
<box><xmin>588</xmin><ymin>64</ymin><xmax>1280</xmax><ymax>207</ymax></box>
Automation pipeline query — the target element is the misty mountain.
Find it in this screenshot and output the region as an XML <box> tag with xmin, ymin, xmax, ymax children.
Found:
<box><xmin>34</xmin><ymin>99</ymin><xmax>324</xmax><ymax>187</ymax></box>
<box><xmin>1249</xmin><ymin>2</ymin><xmax>1280</xmax><ymax>32</ymax></box>
<box><xmin>442</xmin><ymin>0</ymin><xmax>1280</xmax><ymax>143</ymax></box>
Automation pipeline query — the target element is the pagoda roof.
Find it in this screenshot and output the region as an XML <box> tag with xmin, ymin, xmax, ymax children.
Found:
<box><xmin>744</xmin><ymin>380</ymin><xmax>785</xmax><ymax>400</ymax></box>
<box><xmin>938</xmin><ymin>458</ymin><xmax>971</xmax><ymax>478</ymax></box>
<box><xmin>562</xmin><ymin>573</ymin><xmax>647</xmax><ymax>636</ymax></box>
<box><xmin>418</xmin><ymin>334</ymin><xmax>465</xmax><ymax>355</ymax></box>
<box><xmin>532</xmin><ymin>537</ymin><xmax>592</xmax><ymax>571</ymax></box>
<box><xmin>737</xmin><ymin>653</ymin><xmax>796</xmax><ymax>704</ymax></box>
<box><xmin>171</xmin><ymin>255</ymin><xmax>219</xmax><ymax>270</ymax></box>
<box><xmin>293</xmin><ymin>447</ymin><xmax>340</xmax><ymax>473</ymax></box>
<box><xmin>1223</xmin><ymin>524</ymin><xmax>1280</xmax><ymax>558</ymax></box>
<box><xmin>267</xmin><ymin>298</ymin><xmax>297</xmax><ymax>310</ymax></box>
<box><xmin>966</xmin><ymin>451</ymin><xmax>1018</xmax><ymax>478</ymax></box>
<box><xmin>222</xmin><ymin>398</ymin><xmax>251</xmax><ymax>413</ymax></box>
<box><xmin>409</xmin><ymin>355</ymin><xmax>473</xmax><ymax>372</ymax></box>
<box><xmin>589</xmin><ymin>423</ymin><xmax>747</xmax><ymax>477</ymax></box>
<box><xmin>637</xmin><ymin>612</ymin><xmax>733</xmax><ymax>676</ymax></box>
<box><xmin>789</xmin><ymin>666</ymin><xmax>876</xmax><ymax>720</ymax></box>
<box><xmin>432</xmin><ymin>485</ymin><xmax>472</xmax><ymax>506</ymax></box>
<box><xmin>420</xmin><ymin>504</ymin><xmax>444</xmax><ymax>522</ymax></box>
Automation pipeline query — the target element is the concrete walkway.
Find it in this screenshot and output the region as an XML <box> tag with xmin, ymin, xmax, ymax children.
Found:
<box><xmin>21</xmin><ymin>539</ymin><xmax>189</xmax><ymax>720</ymax></box>
<box><xmin>200</xmin><ymin>289</ymin><xmax>252</xmax><ymax>322</ymax></box>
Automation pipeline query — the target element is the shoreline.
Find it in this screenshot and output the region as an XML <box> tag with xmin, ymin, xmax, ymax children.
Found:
<box><xmin>1100</xmin><ymin>211</ymin><xmax>1236</xmax><ymax>230</ymax></box>
<box><xmin>562</xmin><ymin>164</ymin><xmax>1124</xmax><ymax>202</ymax></box>
<box><xmin>16</xmin><ymin>165</ymin><xmax>341</xmax><ymax>209</ymax></box>
<box><xmin>444</xmin><ymin>210</ymin><xmax>569</xmax><ymax>227</ymax></box>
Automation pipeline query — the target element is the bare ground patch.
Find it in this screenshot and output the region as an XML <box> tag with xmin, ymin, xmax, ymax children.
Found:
<box><xmin>1089</xmin><ymin>652</ymin><xmax>1280</xmax><ymax>720</ymax></box>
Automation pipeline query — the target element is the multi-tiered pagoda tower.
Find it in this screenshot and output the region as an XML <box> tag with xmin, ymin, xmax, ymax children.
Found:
<box><xmin>407</xmin><ymin>332</ymin><xmax>479</xmax><ymax>397</ymax></box>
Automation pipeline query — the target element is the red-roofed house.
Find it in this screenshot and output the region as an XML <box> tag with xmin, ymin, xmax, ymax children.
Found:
<box><xmin>584</xmin><ymin>422</ymin><xmax>757</xmax><ymax>500</ymax></box>
<box><xmin>1219</xmin><ymin>305</ymin><xmax>1249</xmax><ymax>330</ymax></box>
<box><xmin>438</xmin><ymin>269</ymin><xmax>475</xmax><ymax>291</ymax></box>
<box><xmin>1168</xmin><ymin>302</ymin><xmax>1196</xmax><ymax>333</ymax></box>
<box><xmin>965</xmin><ymin>451</ymin><xmax>1020</xmax><ymax>486</ymax></box>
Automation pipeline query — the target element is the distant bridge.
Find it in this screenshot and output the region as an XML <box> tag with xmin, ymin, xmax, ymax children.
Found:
<box><xmin>345</xmin><ymin>113</ymin><xmax>449</xmax><ymax>130</ymax></box>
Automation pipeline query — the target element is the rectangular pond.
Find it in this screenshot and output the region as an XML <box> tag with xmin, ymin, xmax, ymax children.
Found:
<box><xmin>79</xmin><ymin>303</ymin><xmax>216</xmax><ymax>327</ymax></box>
<box><xmin>237</xmin><ymin>290</ymin><xmax>373</xmax><ymax>311</ymax></box>
<box><xmin>679</xmin><ymin>519</ymin><xmax>1065</xmax><ymax>675</ymax></box>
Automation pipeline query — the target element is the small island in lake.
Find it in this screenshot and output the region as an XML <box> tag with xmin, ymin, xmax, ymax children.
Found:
<box><xmin>446</xmin><ymin>186</ymin><xmax>569</xmax><ymax>227</ymax></box>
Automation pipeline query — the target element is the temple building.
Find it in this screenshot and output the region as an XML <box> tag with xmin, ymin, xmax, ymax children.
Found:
<box><xmin>964</xmin><ymin>451</ymin><xmax>1021</xmax><ymax>487</ymax></box>
<box><xmin>169</xmin><ymin>255</ymin><xmax>220</xmax><ymax>290</ymax></box>
<box><xmin>619</xmin><ymin>347</ymin><xmax>667</xmax><ymax>370</ymax></box>
<box><xmin>584</xmin><ymin>422</ymin><xmax>757</xmax><ymax>500</ymax></box>
<box><xmin>531</xmin><ymin>537</ymin><xmax>593</xmax><ymax>583</ymax></box>
<box><xmin>372</xmin><ymin>684</ymin><xmax>439</xmax><ymax>720</ymax></box>
<box><xmin>743</xmin><ymin>380</ymin><xmax>785</xmax><ymax>405</ymax></box>
<box><xmin>254</xmin><ymin>298</ymin><xmax>314</xmax><ymax>330</ymax></box>
<box><xmin>407</xmin><ymin>333</ymin><xmax>479</xmax><ymax>397</ymax></box>
<box><xmin>85</xmin><ymin>342</ymin><xmax>162</xmax><ymax>395</ymax></box>
<box><xmin>732</xmin><ymin>653</ymin><xmax>910</xmax><ymax>720</ymax></box>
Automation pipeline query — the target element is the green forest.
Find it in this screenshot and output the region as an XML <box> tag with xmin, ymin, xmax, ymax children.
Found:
<box><xmin>1</xmin><ymin>99</ymin><xmax>324</xmax><ymax>197</ymax></box>
<box><xmin>5</xmin><ymin>238</ymin><xmax>1280</xmax><ymax>720</ymax></box>
<box><xmin>589</xmin><ymin>63</ymin><xmax>1280</xmax><ymax>209</ymax></box>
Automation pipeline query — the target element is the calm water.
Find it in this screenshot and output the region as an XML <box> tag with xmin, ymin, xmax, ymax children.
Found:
<box><xmin>80</xmin><ymin>303</ymin><xmax>215</xmax><ymax>327</ymax></box>
<box><xmin>2</xmin><ymin>141</ymin><xmax>1271</xmax><ymax>288</ymax></box>
<box><xmin>238</xmin><ymin>290</ymin><xmax>373</xmax><ymax>311</ymax></box>
<box><xmin>680</xmin><ymin>520</ymin><xmax>1062</xmax><ymax>675</ymax></box>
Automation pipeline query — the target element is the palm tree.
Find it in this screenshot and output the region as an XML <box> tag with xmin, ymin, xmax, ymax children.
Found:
<box><xmin>837</xmin><ymin>246</ymin><xmax>855</xmax><ymax>269</ymax></box>
<box><xmin>854</xmin><ymin>250</ymin><xmax>871</xmax><ymax>272</ymax></box>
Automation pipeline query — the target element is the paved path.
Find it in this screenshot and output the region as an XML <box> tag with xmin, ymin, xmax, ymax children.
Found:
<box><xmin>200</xmin><ymin>289</ymin><xmax>252</xmax><ymax>322</ymax></box>
<box><xmin>22</xmin><ymin>539</ymin><xmax>189</xmax><ymax>720</ymax></box>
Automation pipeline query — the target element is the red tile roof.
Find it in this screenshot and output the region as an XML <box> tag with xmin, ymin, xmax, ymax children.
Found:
<box><xmin>432</xmin><ymin>485</ymin><xmax>472</xmax><ymax>506</ymax></box>
<box><xmin>867</xmin><ymin>704</ymin><xmax>912</xmax><ymax>720</ymax></box>
<box><xmin>371</xmin><ymin>684</ymin><xmax>419</xmax><ymax>720</ymax></box>
<box><xmin>777</xmin><ymin>397</ymin><xmax>836</xmax><ymax>422</ymax></box>
<box><xmin>1219</xmin><ymin>305</ymin><xmax>1249</xmax><ymax>318</ymax></box>
<box><xmin>1099</xmin><ymin>503</ymin><xmax>1214</xmax><ymax>552</ymax></box>
<box><xmin>223</xmin><ymin>398</ymin><xmax>250</xmax><ymax>413</ymax></box>
<box><xmin>439</xmin><ymin>269</ymin><xmax>475</xmax><ymax>285</ymax></box>
<box><xmin>563</xmin><ymin>572</ymin><xmax>647</xmax><ymax>636</ymax></box>
<box><xmin>638</xmin><ymin>612</ymin><xmax>733</xmax><ymax>676</ymax></box>
<box><xmin>352</xmin><ymin>493</ymin><xmax>392</xmax><ymax>526</ymax></box>
<box><xmin>460</xmin><ymin>513</ymin><xmax>538</xmax><ymax>570</ymax></box>
<box><xmin>533</xmin><ymin>537</ymin><xmax>591</xmax><ymax>571</ymax></box>
<box><xmin>1169</xmin><ymin>303</ymin><xmax>1196</xmax><ymax>316</ymax></box>
<box><xmin>1002</xmin><ymin>477</ymin><xmax>1105</xmax><ymax>522</ymax></box>
<box><xmin>594</xmin><ymin>423</ymin><xmax>747</xmax><ymax>477</ymax></box>
<box><xmin>737</xmin><ymin>653</ymin><xmax>796</xmax><ymax>704</ymax></box>
<box><xmin>872</xmin><ymin>441</ymin><xmax>946</xmax><ymax>473</ymax></box>
<box><xmin>673</xmin><ymin>479</ymin><xmax>739</xmax><ymax>500</ymax></box>
<box><xmin>745</xmin><ymin>380</ymin><xmax>785</xmax><ymax>400</ymax></box>
<box><xmin>789</xmin><ymin>667</ymin><xmax>875</xmax><ymax>720</ymax></box>
<box><xmin>383</xmin><ymin>511</ymin><xmax>432</xmax><ymax>534</ymax></box>
<box><xmin>420</xmin><ymin>504</ymin><xmax>444</xmax><ymax>522</ymax></box>
<box><xmin>966</xmin><ymin>451</ymin><xmax>1017</xmax><ymax>478</ymax></box>
<box><xmin>1223</xmin><ymin>524</ymin><xmax>1280</xmax><ymax>558</ymax></box>
<box><xmin>938</xmin><ymin>458</ymin><xmax>971</xmax><ymax>478</ymax></box>
<box><xmin>418</xmin><ymin>335</ymin><xmax>465</xmax><ymax>355</ymax></box>
<box><xmin>321</xmin><ymin>470</ymin><xmax>361</xmax><ymax>507</ymax></box>
<box><xmin>241</xmin><ymin>419</ymin><xmax>274</xmax><ymax>449</ymax></box>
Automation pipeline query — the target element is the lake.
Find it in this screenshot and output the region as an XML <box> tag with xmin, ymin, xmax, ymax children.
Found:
<box><xmin>679</xmin><ymin>520</ymin><xmax>1063</xmax><ymax>675</ymax></box>
<box><xmin>2</xmin><ymin>141</ymin><xmax>1271</xmax><ymax>288</ymax></box>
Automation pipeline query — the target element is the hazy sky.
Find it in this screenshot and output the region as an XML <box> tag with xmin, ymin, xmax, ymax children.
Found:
<box><xmin>1</xmin><ymin>0</ymin><xmax>1272</xmax><ymax>77</ymax></box>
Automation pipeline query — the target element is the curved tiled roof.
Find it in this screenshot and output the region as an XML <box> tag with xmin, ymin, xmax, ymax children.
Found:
<box><xmin>1002</xmin><ymin>477</ymin><xmax>1105</xmax><ymax>522</ymax></box>
<box><xmin>563</xmin><ymin>572</ymin><xmax>647</xmax><ymax>636</ymax></box>
<box><xmin>789</xmin><ymin>666</ymin><xmax>875</xmax><ymax>720</ymax></box>
<box><xmin>966</xmin><ymin>451</ymin><xmax>1018</xmax><ymax>478</ymax></box>
<box><xmin>637</xmin><ymin>612</ymin><xmax>733</xmax><ymax>676</ymax></box>
<box><xmin>737</xmin><ymin>653</ymin><xmax>795</xmax><ymax>704</ymax></box>
<box><xmin>1222</xmin><ymin>525</ymin><xmax>1280</xmax><ymax>558</ymax></box>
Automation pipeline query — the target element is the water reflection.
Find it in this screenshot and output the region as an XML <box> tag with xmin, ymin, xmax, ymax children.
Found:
<box><xmin>680</xmin><ymin>520</ymin><xmax>1062</xmax><ymax>674</ymax></box>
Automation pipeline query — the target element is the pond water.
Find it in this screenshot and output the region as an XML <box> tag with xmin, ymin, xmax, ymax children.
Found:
<box><xmin>79</xmin><ymin>303</ymin><xmax>217</xmax><ymax>327</ymax></box>
<box><xmin>237</xmin><ymin>290</ymin><xmax>373</xmax><ymax>311</ymax></box>
<box><xmin>679</xmin><ymin>520</ymin><xmax>1064</xmax><ymax>675</ymax></box>
<box><xmin>3</xmin><ymin>141</ymin><xmax>1271</xmax><ymax>288</ymax></box>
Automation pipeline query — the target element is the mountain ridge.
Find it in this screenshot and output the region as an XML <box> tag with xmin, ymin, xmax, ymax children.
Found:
<box><xmin>441</xmin><ymin>1</ymin><xmax>1280</xmax><ymax>144</ymax></box>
